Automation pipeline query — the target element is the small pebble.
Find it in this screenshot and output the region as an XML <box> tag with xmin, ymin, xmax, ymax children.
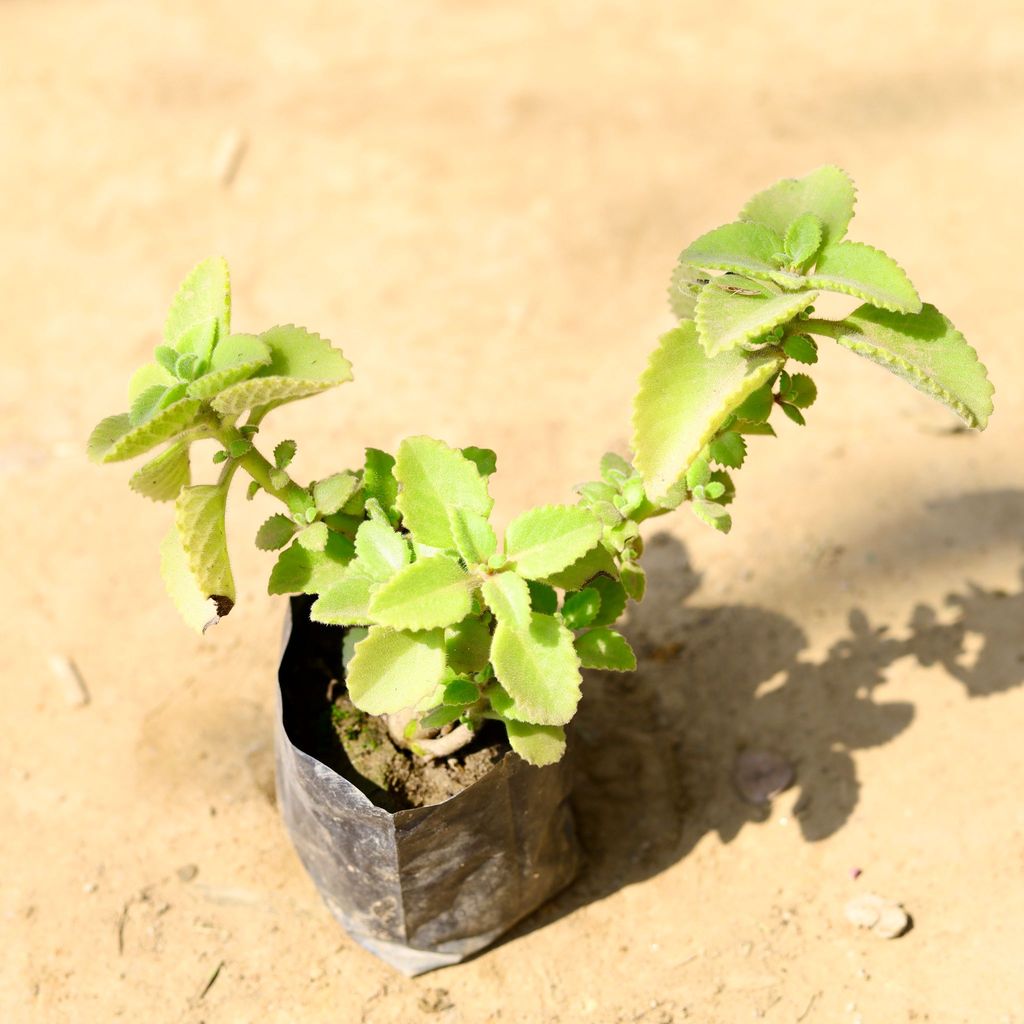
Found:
<box><xmin>83</xmin><ymin>883</ymin><xmax>98</xmax><ymax>894</ymax></box>
<box><xmin>849</xmin><ymin>867</ymin><xmax>862</xmax><ymax>880</ymax></box>
<box><xmin>844</xmin><ymin>893</ymin><xmax>910</xmax><ymax>939</ymax></box>
<box><xmin>176</xmin><ymin>864</ymin><xmax>199</xmax><ymax>883</ymax></box>
<box><xmin>733</xmin><ymin>749</ymin><xmax>795</xmax><ymax>805</ymax></box>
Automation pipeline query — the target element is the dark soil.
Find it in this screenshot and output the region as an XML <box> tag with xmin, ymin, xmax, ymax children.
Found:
<box><xmin>280</xmin><ymin>597</ymin><xmax>510</xmax><ymax>812</ymax></box>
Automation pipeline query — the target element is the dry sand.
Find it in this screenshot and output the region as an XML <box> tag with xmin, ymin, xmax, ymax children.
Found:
<box><xmin>3</xmin><ymin>2</ymin><xmax>1023</xmax><ymax>1021</ymax></box>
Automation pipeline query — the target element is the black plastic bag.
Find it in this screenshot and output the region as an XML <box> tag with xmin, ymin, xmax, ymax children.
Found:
<box><xmin>274</xmin><ymin>598</ymin><xmax>581</xmax><ymax>975</ymax></box>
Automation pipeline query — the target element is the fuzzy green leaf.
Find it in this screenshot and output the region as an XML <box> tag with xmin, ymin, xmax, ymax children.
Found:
<box><xmin>784</xmin><ymin>213</ymin><xmax>824</xmax><ymax>268</ymax></box>
<box><xmin>526</xmin><ymin>580</ymin><xmax>558</xmax><ymax>615</ymax></box>
<box><xmin>448</xmin><ymin>507</ymin><xmax>498</xmax><ymax>565</ymax></box>
<box><xmin>419</xmin><ymin>705</ymin><xmax>464</xmax><ymax>731</ymax></box>
<box><xmin>90</xmin><ymin>400</ymin><xmax>202</xmax><ymax>464</ymax></box>
<box><xmin>274</xmin><ymin>440</ymin><xmax>297</xmax><ymax>469</ymax></box>
<box><xmin>129</xmin><ymin>384</ymin><xmax>170</xmax><ymax>427</ymax></box>
<box><xmin>667</xmin><ymin>262</ymin><xmax>707</xmax><ymax>320</ymax></box>
<box><xmin>505</xmin><ymin>505</ymin><xmax>603</xmax><ymax>580</ymax></box>
<box><xmin>619</xmin><ymin>562</ymin><xmax>646</xmax><ymax>601</ymax></box>
<box><xmin>575</xmin><ymin>627</ymin><xmax>637</xmax><ymax>671</ymax></box>
<box><xmin>692</xmin><ymin>498</ymin><xmax>732</xmax><ymax>533</ymax></box>
<box><xmin>310</xmin><ymin>569</ymin><xmax>376</xmax><ymax>625</ymax></box>
<box><xmin>709</xmin><ymin>430</ymin><xmax>747</xmax><ymax>468</ymax></box>
<box><xmin>733</xmin><ymin>380</ymin><xmax>776</xmax><ymax>422</ymax></box>
<box><xmin>345</xmin><ymin>626</ymin><xmax>446</xmax><ymax>715</ymax></box>
<box><xmin>187</xmin><ymin>334</ymin><xmax>272</xmax><ymax>399</ymax></box>
<box><xmin>561</xmin><ymin>587</ymin><xmax>601</xmax><ymax>630</ymax></box>
<box><xmin>828</xmin><ymin>303</ymin><xmax>994</xmax><ymax>428</ymax></box>
<box><xmin>164</xmin><ymin>257</ymin><xmax>230</xmax><ymax>359</ymax></box>
<box><xmin>779</xmin><ymin>402</ymin><xmax>806</xmax><ymax>426</ymax></box>
<box><xmin>806</xmin><ymin>242</ymin><xmax>921</xmax><ymax>314</ymax></box>
<box><xmin>481</xmin><ymin>572</ymin><xmax>532</xmax><ymax>630</ymax></box>
<box><xmin>443</xmin><ymin>679</ymin><xmax>480</xmax><ymax>706</ymax></box>
<box><xmin>782</xmin><ymin>373</ymin><xmax>817</xmax><ymax>409</ymax></box>
<box><xmin>267</xmin><ymin>532</ymin><xmax>354</xmax><ymax>595</ymax></box>
<box><xmin>255</xmin><ymin>514</ymin><xmax>297</xmax><ymax>551</ymax></box>
<box><xmin>632</xmin><ymin>323</ymin><xmax>782</xmax><ymax>503</ymax></box>
<box><xmin>313</xmin><ymin>472</ymin><xmax>360</xmax><ymax>516</ymax></box>
<box><xmin>504</xmin><ymin>721</ymin><xmax>566</xmax><ymax>767</ymax></box>
<box><xmin>368</xmin><ymin>555</ymin><xmax>473</xmax><ymax>631</ymax></box>
<box><xmin>541</xmin><ymin>543</ymin><xmax>618</xmax><ymax>591</ymax></box>
<box><xmin>297</xmin><ymin>522</ymin><xmax>329</xmax><ymax>552</ymax></box>
<box><xmin>175</xmin><ymin>484</ymin><xmax>235</xmax><ymax>607</ymax></box>
<box><xmin>695</xmin><ymin>285</ymin><xmax>817</xmax><ymax>357</ymax></box>
<box><xmin>490</xmin><ymin>612</ymin><xmax>582</xmax><ymax>725</ymax></box>
<box><xmin>210</xmin><ymin>325</ymin><xmax>352</xmax><ymax>415</ymax></box>
<box><xmin>461</xmin><ymin>446</ymin><xmax>497</xmax><ymax>478</ymax></box>
<box><xmin>782</xmin><ymin>334</ymin><xmax>818</xmax><ymax>364</ymax></box>
<box><xmin>363</xmin><ymin>448</ymin><xmax>399</xmax><ymax>522</ymax></box>
<box><xmin>445</xmin><ymin>617</ymin><xmax>492</xmax><ymax>675</ymax></box>
<box><xmin>128</xmin><ymin>362</ymin><xmax>176</xmax><ymax>405</ymax></box>
<box><xmin>128</xmin><ymin>441</ymin><xmax>191</xmax><ymax>502</ymax></box>
<box><xmin>589</xmin><ymin>575</ymin><xmax>628</xmax><ymax>626</ymax></box>
<box><xmin>678</xmin><ymin>222</ymin><xmax>803</xmax><ymax>288</ymax></box>
<box><xmin>394</xmin><ymin>436</ymin><xmax>493</xmax><ymax>549</ymax></box>
<box><xmin>159</xmin><ymin>526</ymin><xmax>230</xmax><ymax>634</ymax></box>
<box><xmin>740</xmin><ymin>166</ymin><xmax>857</xmax><ymax>249</ymax></box>
<box><xmin>354</xmin><ymin>518</ymin><xmax>411</xmax><ymax>582</ymax></box>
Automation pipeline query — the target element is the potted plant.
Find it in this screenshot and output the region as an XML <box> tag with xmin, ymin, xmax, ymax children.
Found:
<box><xmin>88</xmin><ymin>167</ymin><xmax>993</xmax><ymax>974</ymax></box>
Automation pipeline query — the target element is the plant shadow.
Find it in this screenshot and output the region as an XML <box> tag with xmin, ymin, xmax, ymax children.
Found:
<box><xmin>504</xmin><ymin>488</ymin><xmax>1024</xmax><ymax>944</ymax></box>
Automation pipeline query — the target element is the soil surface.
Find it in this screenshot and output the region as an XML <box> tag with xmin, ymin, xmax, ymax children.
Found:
<box><xmin>4</xmin><ymin>3</ymin><xmax>1024</xmax><ymax>1022</ymax></box>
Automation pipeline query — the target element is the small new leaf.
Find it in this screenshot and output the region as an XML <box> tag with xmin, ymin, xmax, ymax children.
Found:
<box><xmin>784</xmin><ymin>212</ymin><xmax>824</xmax><ymax>268</ymax></box>
<box><xmin>164</xmin><ymin>257</ymin><xmax>230</xmax><ymax>359</ymax></box>
<box><xmin>297</xmin><ymin>521</ymin><xmax>329</xmax><ymax>552</ymax></box>
<box><xmin>709</xmin><ymin>431</ymin><xmax>747</xmax><ymax>468</ymax></box>
<box><xmin>255</xmin><ymin>514</ymin><xmax>296</xmax><ymax>551</ymax></box>
<box><xmin>782</xmin><ymin>334</ymin><xmax>818</xmax><ymax>364</ymax></box>
<box><xmin>461</xmin><ymin>446</ymin><xmax>497</xmax><ymax>478</ymax></box>
<box><xmin>313</xmin><ymin>472</ymin><xmax>360</xmax><ymax>515</ymax></box>
<box><xmin>274</xmin><ymin>440</ymin><xmax>297</xmax><ymax>469</ymax></box>
<box><xmin>575</xmin><ymin>627</ymin><xmax>637</xmax><ymax>671</ymax></box>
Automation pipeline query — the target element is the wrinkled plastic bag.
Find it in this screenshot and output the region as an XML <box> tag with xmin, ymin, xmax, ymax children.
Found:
<box><xmin>274</xmin><ymin>598</ymin><xmax>581</xmax><ymax>975</ymax></box>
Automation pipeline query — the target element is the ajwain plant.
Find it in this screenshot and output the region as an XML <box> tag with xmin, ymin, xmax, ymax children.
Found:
<box><xmin>89</xmin><ymin>167</ymin><xmax>993</xmax><ymax>768</ymax></box>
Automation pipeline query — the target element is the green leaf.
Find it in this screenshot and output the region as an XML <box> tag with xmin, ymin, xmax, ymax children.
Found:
<box><xmin>164</xmin><ymin>257</ymin><xmax>230</xmax><ymax>359</ymax></box>
<box><xmin>210</xmin><ymin>325</ymin><xmax>352</xmax><ymax>415</ymax></box>
<box><xmin>443</xmin><ymin>679</ymin><xmax>480</xmax><ymax>706</ymax></box>
<box><xmin>461</xmin><ymin>446</ymin><xmax>497</xmax><ymax>477</ymax></box>
<box><xmin>89</xmin><ymin>414</ymin><xmax>131</xmax><ymax>463</ymax></box>
<box><xmin>668</xmin><ymin>262</ymin><xmax>708</xmax><ymax>320</ymax></box>
<box><xmin>394</xmin><ymin>436</ymin><xmax>493</xmax><ymax>549</ymax></box>
<box><xmin>268</xmin><ymin>532</ymin><xmax>354</xmax><ymax>595</ymax></box>
<box><xmin>678</xmin><ymin>222</ymin><xmax>803</xmax><ymax>287</ymax></box>
<box><xmin>345</xmin><ymin>626</ymin><xmax>446</xmax><ymax>715</ymax></box>
<box><xmin>363</xmin><ymin>448</ymin><xmax>399</xmax><ymax>522</ymax></box>
<box><xmin>419</xmin><ymin>705</ymin><xmax>464</xmax><ymax>731</ymax></box>
<box><xmin>620</xmin><ymin>561</ymin><xmax>646</xmax><ymax>601</ymax></box>
<box><xmin>806</xmin><ymin>242</ymin><xmax>921</xmax><ymax>314</ymax></box>
<box><xmin>310</xmin><ymin>569</ymin><xmax>376</xmax><ymax>625</ymax></box>
<box><xmin>632</xmin><ymin>323</ymin><xmax>783</xmax><ymax>502</ymax></box>
<box><xmin>481</xmin><ymin>572</ymin><xmax>532</xmax><ymax>630</ymax></box>
<box><xmin>733</xmin><ymin>379</ymin><xmax>776</xmax><ymax>422</ymax></box>
<box><xmin>695</xmin><ymin>284</ymin><xmax>817</xmax><ymax>357</ymax></box>
<box><xmin>780</xmin><ymin>402</ymin><xmax>806</xmax><ymax>426</ymax></box>
<box><xmin>504</xmin><ymin>505</ymin><xmax>603</xmax><ymax>580</ymax></box>
<box><xmin>354</xmin><ymin>518</ymin><xmax>411</xmax><ymax>582</ymax></box>
<box><xmin>93</xmin><ymin>399</ymin><xmax>203</xmax><ymax>464</ymax></box>
<box><xmin>155</xmin><ymin>346</ymin><xmax>178</xmax><ymax>374</ymax></box>
<box><xmin>187</xmin><ymin>333</ymin><xmax>272</xmax><ymax>399</ymax></box>
<box><xmin>368</xmin><ymin>555</ymin><xmax>473</xmax><ymax>631</ymax></box>
<box><xmin>740</xmin><ymin>166</ymin><xmax>857</xmax><ymax>249</ymax></box>
<box><xmin>446</xmin><ymin>617</ymin><xmax>492</xmax><ymax>675</ymax></box>
<box><xmin>600</xmin><ymin>452</ymin><xmax>633</xmax><ymax>482</ymax></box>
<box><xmin>313</xmin><ymin>472</ymin><xmax>360</xmax><ymax>516</ymax></box>
<box><xmin>129</xmin><ymin>384</ymin><xmax>170</xmax><ymax>427</ymax></box>
<box><xmin>709</xmin><ymin>430</ymin><xmax>747</xmax><ymax>468</ymax></box>
<box><xmin>782</xmin><ymin>334</ymin><xmax>818</xmax><ymax>364</ymax></box>
<box><xmin>159</xmin><ymin>526</ymin><xmax>230</xmax><ymax>634</ymax></box>
<box><xmin>175</xmin><ymin>484</ymin><xmax>235</xmax><ymax>607</ymax></box>
<box><xmin>784</xmin><ymin>213</ymin><xmax>824</xmax><ymax>268</ymax></box>
<box><xmin>448</xmin><ymin>507</ymin><xmax>498</xmax><ymax>565</ymax></box>
<box><xmin>503</xmin><ymin>721</ymin><xmax>566</xmax><ymax>767</ymax></box>
<box><xmin>128</xmin><ymin>362</ymin><xmax>177</xmax><ymax>405</ymax></box>
<box><xmin>255</xmin><ymin>513</ymin><xmax>297</xmax><ymax>551</ymax></box>
<box><xmin>575</xmin><ymin>627</ymin><xmax>637</xmax><ymax>671</ymax></box>
<box><xmin>781</xmin><ymin>373</ymin><xmax>817</xmax><ymax>408</ymax></box>
<box><xmin>129</xmin><ymin>441</ymin><xmax>191</xmax><ymax>502</ymax></box>
<box><xmin>490</xmin><ymin>612</ymin><xmax>582</xmax><ymax>725</ymax></box>
<box><xmin>541</xmin><ymin>543</ymin><xmax>617</xmax><ymax>591</ymax></box>
<box><xmin>692</xmin><ymin>497</ymin><xmax>732</xmax><ymax>533</ymax></box>
<box><xmin>827</xmin><ymin>303</ymin><xmax>994</xmax><ymax>428</ymax></box>
<box><xmin>274</xmin><ymin>439</ymin><xmax>297</xmax><ymax>469</ymax></box>
<box><xmin>526</xmin><ymin>580</ymin><xmax>558</xmax><ymax>615</ymax></box>
<box><xmin>561</xmin><ymin>587</ymin><xmax>601</xmax><ymax>629</ymax></box>
<box><xmin>589</xmin><ymin>575</ymin><xmax>628</xmax><ymax>626</ymax></box>
<box><xmin>296</xmin><ymin>521</ymin><xmax>329</xmax><ymax>552</ymax></box>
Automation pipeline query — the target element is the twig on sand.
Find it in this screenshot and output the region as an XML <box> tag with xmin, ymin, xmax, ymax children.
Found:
<box><xmin>48</xmin><ymin>653</ymin><xmax>90</xmax><ymax>706</ymax></box>
<box><xmin>198</xmin><ymin>961</ymin><xmax>225</xmax><ymax>1001</ymax></box>
<box><xmin>796</xmin><ymin>992</ymin><xmax>818</xmax><ymax>1021</ymax></box>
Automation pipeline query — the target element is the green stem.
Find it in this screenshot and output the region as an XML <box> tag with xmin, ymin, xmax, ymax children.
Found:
<box><xmin>214</xmin><ymin>423</ymin><xmax>309</xmax><ymax>514</ymax></box>
<box><xmin>799</xmin><ymin>317</ymin><xmax>843</xmax><ymax>340</ymax></box>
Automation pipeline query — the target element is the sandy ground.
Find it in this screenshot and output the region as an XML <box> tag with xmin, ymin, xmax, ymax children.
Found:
<box><xmin>3</xmin><ymin>2</ymin><xmax>1024</xmax><ymax>1021</ymax></box>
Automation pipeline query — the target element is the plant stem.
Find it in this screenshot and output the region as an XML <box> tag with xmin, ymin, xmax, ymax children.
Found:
<box><xmin>799</xmin><ymin>317</ymin><xmax>843</xmax><ymax>339</ymax></box>
<box><xmin>214</xmin><ymin>423</ymin><xmax>309</xmax><ymax>513</ymax></box>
